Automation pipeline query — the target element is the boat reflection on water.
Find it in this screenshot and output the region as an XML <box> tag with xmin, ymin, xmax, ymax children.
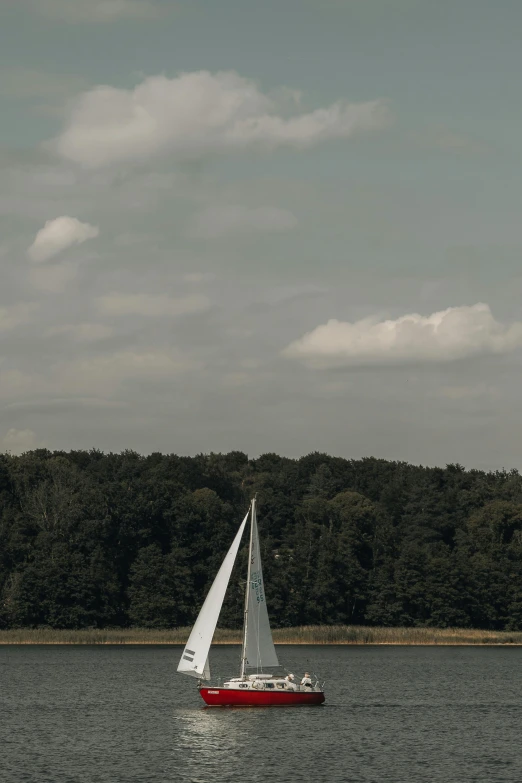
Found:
<box><xmin>171</xmin><ymin>706</ymin><xmax>247</xmax><ymax>780</ymax></box>
<box><xmin>174</xmin><ymin>707</ymin><xmax>239</xmax><ymax>748</ymax></box>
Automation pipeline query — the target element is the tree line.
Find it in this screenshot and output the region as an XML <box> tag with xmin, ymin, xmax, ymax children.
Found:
<box><xmin>1</xmin><ymin>448</ymin><xmax>522</xmax><ymax>630</ymax></box>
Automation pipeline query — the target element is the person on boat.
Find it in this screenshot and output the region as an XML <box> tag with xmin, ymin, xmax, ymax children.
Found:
<box><xmin>301</xmin><ymin>673</ymin><xmax>312</xmax><ymax>688</ymax></box>
<box><xmin>285</xmin><ymin>673</ymin><xmax>297</xmax><ymax>690</ymax></box>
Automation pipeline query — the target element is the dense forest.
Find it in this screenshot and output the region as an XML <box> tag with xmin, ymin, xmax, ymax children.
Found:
<box><xmin>1</xmin><ymin>449</ymin><xmax>522</xmax><ymax>630</ymax></box>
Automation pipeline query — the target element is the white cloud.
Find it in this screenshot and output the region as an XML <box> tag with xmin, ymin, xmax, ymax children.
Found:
<box><xmin>49</xmin><ymin>70</ymin><xmax>389</xmax><ymax>167</ymax></box>
<box><xmin>184</xmin><ymin>272</ymin><xmax>215</xmax><ymax>284</ymax></box>
<box><xmin>7</xmin><ymin>396</ymin><xmax>125</xmax><ymax>411</ymax></box>
<box><xmin>436</xmin><ymin>384</ymin><xmax>500</xmax><ymax>400</ymax></box>
<box><xmin>284</xmin><ymin>303</ymin><xmax>522</xmax><ymax>367</ymax></box>
<box><xmin>57</xmin><ymin>350</ymin><xmax>199</xmax><ymax>395</ymax></box>
<box><xmin>0</xmin><ymin>349</ymin><xmax>199</xmax><ymax>404</ymax></box>
<box><xmin>221</xmin><ymin>371</ymin><xmax>255</xmax><ymax>388</ymax></box>
<box><xmin>0</xmin><ymin>428</ymin><xmax>44</xmax><ymax>454</ymax></box>
<box><xmin>46</xmin><ymin>323</ymin><xmax>113</xmax><ymax>342</ymax></box>
<box><xmin>23</xmin><ymin>0</ymin><xmax>162</xmax><ymax>23</ymax></box>
<box><xmin>0</xmin><ymin>303</ymin><xmax>36</xmax><ymax>332</ymax></box>
<box><xmin>27</xmin><ymin>216</ymin><xmax>99</xmax><ymax>263</ymax></box>
<box><xmin>28</xmin><ymin>262</ymin><xmax>79</xmax><ymax>293</ymax></box>
<box><xmin>191</xmin><ymin>204</ymin><xmax>297</xmax><ymax>239</ymax></box>
<box><xmin>97</xmin><ymin>292</ymin><xmax>210</xmax><ymax>317</ymax></box>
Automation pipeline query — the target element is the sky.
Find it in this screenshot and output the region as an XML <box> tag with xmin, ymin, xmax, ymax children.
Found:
<box><xmin>1</xmin><ymin>0</ymin><xmax>522</xmax><ymax>470</ymax></box>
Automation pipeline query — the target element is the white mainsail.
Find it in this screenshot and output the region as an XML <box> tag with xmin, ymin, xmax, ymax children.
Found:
<box><xmin>177</xmin><ymin>508</ymin><xmax>249</xmax><ymax>680</ymax></box>
<box><xmin>244</xmin><ymin>500</ymin><xmax>279</xmax><ymax>670</ymax></box>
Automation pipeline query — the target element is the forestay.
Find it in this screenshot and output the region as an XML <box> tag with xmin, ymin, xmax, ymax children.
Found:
<box><xmin>244</xmin><ymin>501</ymin><xmax>279</xmax><ymax>670</ymax></box>
<box><xmin>177</xmin><ymin>508</ymin><xmax>249</xmax><ymax>680</ymax></box>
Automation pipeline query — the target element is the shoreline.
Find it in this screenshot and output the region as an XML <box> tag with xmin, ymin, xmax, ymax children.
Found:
<box><xmin>2</xmin><ymin>642</ymin><xmax>522</xmax><ymax>647</ymax></box>
<box><xmin>2</xmin><ymin>625</ymin><xmax>522</xmax><ymax>646</ymax></box>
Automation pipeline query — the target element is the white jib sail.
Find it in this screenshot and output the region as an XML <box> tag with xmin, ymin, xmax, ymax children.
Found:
<box><xmin>177</xmin><ymin>508</ymin><xmax>250</xmax><ymax>680</ymax></box>
<box><xmin>244</xmin><ymin>501</ymin><xmax>279</xmax><ymax>670</ymax></box>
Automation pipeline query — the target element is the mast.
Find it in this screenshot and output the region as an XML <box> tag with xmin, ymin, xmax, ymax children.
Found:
<box><xmin>240</xmin><ymin>497</ymin><xmax>255</xmax><ymax>678</ymax></box>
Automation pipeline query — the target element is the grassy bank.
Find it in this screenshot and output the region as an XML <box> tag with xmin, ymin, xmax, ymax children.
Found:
<box><xmin>2</xmin><ymin>625</ymin><xmax>522</xmax><ymax>645</ymax></box>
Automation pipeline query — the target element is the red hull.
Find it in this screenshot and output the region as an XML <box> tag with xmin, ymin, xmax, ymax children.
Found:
<box><xmin>199</xmin><ymin>687</ymin><xmax>325</xmax><ymax>707</ymax></box>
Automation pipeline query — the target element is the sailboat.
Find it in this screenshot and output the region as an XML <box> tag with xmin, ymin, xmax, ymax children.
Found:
<box><xmin>177</xmin><ymin>497</ymin><xmax>325</xmax><ymax>706</ymax></box>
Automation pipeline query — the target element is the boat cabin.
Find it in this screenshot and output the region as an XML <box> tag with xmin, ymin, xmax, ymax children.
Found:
<box><xmin>221</xmin><ymin>674</ymin><xmax>319</xmax><ymax>692</ymax></box>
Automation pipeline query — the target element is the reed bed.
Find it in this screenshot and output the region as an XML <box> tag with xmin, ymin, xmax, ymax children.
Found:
<box><xmin>1</xmin><ymin>625</ymin><xmax>522</xmax><ymax>645</ymax></box>
<box><xmin>273</xmin><ymin>625</ymin><xmax>522</xmax><ymax>645</ymax></box>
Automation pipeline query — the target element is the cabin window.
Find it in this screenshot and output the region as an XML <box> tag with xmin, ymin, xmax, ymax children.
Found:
<box><xmin>265</xmin><ymin>683</ymin><xmax>274</xmax><ymax>689</ymax></box>
<box><xmin>276</xmin><ymin>683</ymin><xmax>285</xmax><ymax>689</ymax></box>
<box><xmin>239</xmin><ymin>684</ymin><xmax>248</xmax><ymax>688</ymax></box>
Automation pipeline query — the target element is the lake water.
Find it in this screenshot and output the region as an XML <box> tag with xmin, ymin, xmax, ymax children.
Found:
<box><xmin>2</xmin><ymin>644</ymin><xmax>522</xmax><ymax>782</ymax></box>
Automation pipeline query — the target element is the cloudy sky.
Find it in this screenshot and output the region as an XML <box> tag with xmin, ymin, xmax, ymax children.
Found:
<box><xmin>1</xmin><ymin>0</ymin><xmax>522</xmax><ymax>469</ymax></box>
